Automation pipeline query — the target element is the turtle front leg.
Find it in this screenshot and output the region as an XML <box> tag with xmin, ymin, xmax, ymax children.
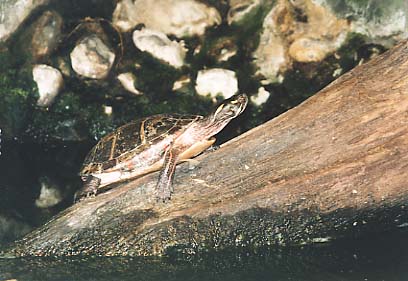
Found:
<box><xmin>74</xmin><ymin>175</ymin><xmax>101</xmax><ymax>202</ymax></box>
<box><xmin>156</xmin><ymin>145</ymin><xmax>180</xmax><ymax>202</ymax></box>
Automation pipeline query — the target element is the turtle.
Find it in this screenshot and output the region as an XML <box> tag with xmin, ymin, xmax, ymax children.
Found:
<box><xmin>75</xmin><ymin>93</ymin><xmax>248</xmax><ymax>202</ymax></box>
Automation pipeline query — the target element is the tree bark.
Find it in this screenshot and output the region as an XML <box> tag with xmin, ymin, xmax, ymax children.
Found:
<box><xmin>3</xmin><ymin>40</ymin><xmax>408</xmax><ymax>257</ymax></box>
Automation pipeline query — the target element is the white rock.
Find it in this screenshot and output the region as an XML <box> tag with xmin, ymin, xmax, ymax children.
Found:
<box><xmin>132</xmin><ymin>28</ymin><xmax>186</xmax><ymax>68</ymax></box>
<box><xmin>70</xmin><ymin>35</ymin><xmax>115</xmax><ymax>79</ymax></box>
<box><xmin>35</xmin><ymin>177</ymin><xmax>63</xmax><ymax>208</ymax></box>
<box><xmin>286</xmin><ymin>0</ymin><xmax>349</xmax><ymax>63</ymax></box>
<box><xmin>250</xmin><ymin>87</ymin><xmax>270</xmax><ymax>106</ymax></box>
<box><xmin>113</xmin><ymin>0</ymin><xmax>221</xmax><ymax>37</ymax></box>
<box><xmin>253</xmin><ymin>6</ymin><xmax>288</xmax><ymax>84</ymax></box>
<box><xmin>195</xmin><ymin>68</ymin><xmax>238</xmax><ymax>99</ymax></box>
<box><xmin>104</xmin><ymin>105</ymin><xmax>113</xmax><ymax>115</ymax></box>
<box><xmin>228</xmin><ymin>0</ymin><xmax>265</xmax><ymax>25</ymax></box>
<box><xmin>0</xmin><ymin>0</ymin><xmax>50</xmax><ymax>42</ymax></box>
<box><xmin>218</xmin><ymin>47</ymin><xmax>237</xmax><ymax>62</ymax></box>
<box><xmin>117</xmin><ymin>72</ymin><xmax>142</xmax><ymax>95</ymax></box>
<box><xmin>253</xmin><ymin>0</ymin><xmax>351</xmax><ymax>83</ymax></box>
<box><xmin>112</xmin><ymin>0</ymin><xmax>137</xmax><ymax>32</ymax></box>
<box><xmin>172</xmin><ymin>76</ymin><xmax>191</xmax><ymax>91</ymax></box>
<box><xmin>32</xmin><ymin>64</ymin><xmax>63</xmax><ymax>107</ymax></box>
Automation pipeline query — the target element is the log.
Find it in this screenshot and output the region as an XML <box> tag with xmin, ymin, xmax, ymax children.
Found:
<box><xmin>3</xmin><ymin>40</ymin><xmax>408</xmax><ymax>257</ymax></box>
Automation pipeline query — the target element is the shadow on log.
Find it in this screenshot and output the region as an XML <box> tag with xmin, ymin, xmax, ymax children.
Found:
<box><xmin>3</xmin><ymin>40</ymin><xmax>408</xmax><ymax>257</ymax></box>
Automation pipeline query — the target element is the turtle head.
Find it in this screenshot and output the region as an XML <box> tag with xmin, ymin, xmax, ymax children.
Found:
<box><xmin>204</xmin><ymin>93</ymin><xmax>248</xmax><ymax>134</ymax></box>
<box><xmin>211</xmin><ymin>93</ymin><xmax>248</xmax><ymax>122</ymax></box>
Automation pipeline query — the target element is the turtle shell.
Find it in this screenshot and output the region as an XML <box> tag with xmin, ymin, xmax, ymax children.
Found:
<box><xmin>80</xmin><ymin>114</ymin><xmax>202</xmax><ymax>176</ymax></box>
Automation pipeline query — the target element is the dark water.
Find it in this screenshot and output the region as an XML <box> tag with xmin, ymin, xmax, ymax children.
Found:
<box><xmin>1</xmin><ymin>229</ymin><xmax>408</xmax><ymax>281</ymax></box>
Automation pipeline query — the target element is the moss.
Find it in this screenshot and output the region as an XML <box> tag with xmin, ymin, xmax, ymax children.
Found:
<box><xmin>133</xmin><ymin>55</ymin><xmax>182</xmax><ymax>97</ymax></box>
<box><xmin>111</xmin><ymin>92</ymin><xmax>213</xmax><ymax>126</ymax></box>
<box><xmin>0</xmin><ymin>57</ymin><xmax>37</xmax><ymax>140</ymax></box>
<box><xmin>26</xmin><ymin>91</ymin><xmax>116</xmax><ymax>142</ymax></box>
<box><xmin>328</xmin><ymin>0</ymin><xmax>407</xmax><ymax>21</ymax></box>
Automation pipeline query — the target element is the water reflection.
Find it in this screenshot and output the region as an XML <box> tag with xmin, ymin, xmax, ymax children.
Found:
<box><xmin>1</xmin><ymin>230</ymin><xmax>408</xmax><ymax>281</ymax></box>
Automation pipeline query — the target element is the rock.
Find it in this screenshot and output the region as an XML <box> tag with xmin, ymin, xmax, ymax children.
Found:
<box><xmin>195</xmin><ymin>68</ymin><xmax>238</xmax><ymax>99</ymax></box>
<box><xmin>132</xmin><ymin>28</ymin><xmax>186</xmax><ymax>68</ymax></box>
<box><xmin>327</xmin><ymin>0</ymin><xmax>408</xmax><ymax>46</ymax></box>
<box><xmin>0</xmin><ymin>0</ymin><xmax>50</xmax><ymax>42</ymax></box>
<box><xmin>286</xmin><ymin>0</ymin><xmax>349</xmax><ymax>63</ymax></box>
<box><xmin>30</xmin><ymin>10</ymin><xmax>63</xmax><ymax>60</ymax></box>
<box><xmin>253</xmin><ymin>5</ymin><xmax>288</xmax><ymax>84</ymax></box>
<box><xmin>35</xmin><ymin>176</ymin><xmax>63</xmax><ymax>208</ymax></box>
<box><xmin>172</xmin><ymin>75</ymin><xmax>191</xmax><ymax>91</ymax></box>
<box><xmin>56</xmin><ymin>57</ymin><xmax>72</xmax><ymax>77</ymax></box>
<box><xmin>253</xmin><ymin>0</ymin><xmax>350</xmax><ymax>83</ymax></box>
<box><xmin>70</xmin><ymin>35</ymin><xmax>115</xmax><ymax>79</ymax></box>
<box><xmin>117</xmin><ymin>72</ymin><xmax>142</xmax><ymax>95</ymax></box>
<box><xmin>206</xmin><ymin>36</ymin><xmax>238</xmax><ymax>62</ymax></box>
<box><xmin>227</xmin><ymin>0</ymin><xmax>265</xmax><ymax>25</ymax></box>
<box><xmin>113</xmin><ymin>0</ymin><xmax>221</xmax><ymax>37</ymax></box>
<box><xmin>111</xmin><ymin>0</ymin><xmax>135</xmax><ymax>32</ymax></box>
<box><xmin>32</xmin><ymin>64</ymin><xmax>63</xmax><ymax>107</ymax></box>
<box><xmin>250</xmin><ymin>87</ymin><xmax>270</xmax><ymax>106</ymax></box>
<box><xmin>218</xmin><ymin>47</ymin><xmax>237</xmax><ymax>62</ymax></box>
<box><xmin>104</xmin><ymin>105</ymin><xmax>113</xmax><ymax>116</ymax></box>
<box><xmin>289</xmin><ymin>36</ymin><xmax>347</xmax><ymax>63</ymax></box>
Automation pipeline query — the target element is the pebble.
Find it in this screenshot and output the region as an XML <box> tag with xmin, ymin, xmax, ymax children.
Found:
<box><xmin>70</xmin><ymin>35</ymin><xmax>115</xmax><ymax>79</ymax></box>
<box><xmin>113</xmin><ymin>0</ymin><xmax>221</xmax><ymax>37</ymax></box>
<box><xmin>132</xmin><ymin>28</ymin><xmax>186</xmax><ymax>68</ymax></box>
<box><xmin>195</xmin><ymin>68</ymin><xmax>238</xmax><ymax>99</ymax></box>
<box><xmin>32</xmin><ymin>64</ymin><xmax>64</xmax><ymax>107</ymax></box>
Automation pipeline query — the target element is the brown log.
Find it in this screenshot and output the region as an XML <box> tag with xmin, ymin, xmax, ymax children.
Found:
<box><xmin>3</xmin><ymin>40</ymin><xmax>408</xmax><ymax>257</ymax></box>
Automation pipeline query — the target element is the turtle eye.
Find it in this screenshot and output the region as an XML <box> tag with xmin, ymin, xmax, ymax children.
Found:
<box><xmin>224</xmin><ymin>105</ymin><xmax>238</xmax><ymax>118</ymax></box>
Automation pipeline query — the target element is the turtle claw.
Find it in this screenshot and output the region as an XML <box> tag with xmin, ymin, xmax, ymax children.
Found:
<box><xmin>155</xmin><ymin>183</ymin><xmax>172</xmax><ymax>203</ymax></box>
<box><xmin>74</xmin><ymin>176</ymin><xmax>101</xmax><ymax>203</ymax></box>
<box><xmin>74</xmin><ymin>190</ymin><xmax>97</xmax><ymax>203</ymax></box>
<box><xmin>206</xmin><ymin>144</ymin><xmax>220</xmax><ymax>152</ymax></box>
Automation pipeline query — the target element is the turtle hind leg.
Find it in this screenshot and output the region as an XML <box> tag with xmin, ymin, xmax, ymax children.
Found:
<box><xmin>74</xmin><ymin>175</ymin><xmax>101</xmax><ymax>203</ymax></box>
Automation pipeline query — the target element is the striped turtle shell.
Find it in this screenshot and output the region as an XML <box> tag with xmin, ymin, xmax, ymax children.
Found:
<box><xmin>80</xmin><ymin>114</ymin><xmax>202</xmax><ymax>176</ymax></box>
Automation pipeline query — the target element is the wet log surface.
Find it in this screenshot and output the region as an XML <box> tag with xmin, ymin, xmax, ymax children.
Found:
<box><xmin>3</xmin><ymin>40</ymin><xmax>408</xmax><ymax>257</ymax></box>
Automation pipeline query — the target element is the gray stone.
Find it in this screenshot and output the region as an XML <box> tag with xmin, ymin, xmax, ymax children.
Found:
<box><xmin>30</xmin><ymin>10</ymin><xmax>63</xmax><ymax>60</ymax></box>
